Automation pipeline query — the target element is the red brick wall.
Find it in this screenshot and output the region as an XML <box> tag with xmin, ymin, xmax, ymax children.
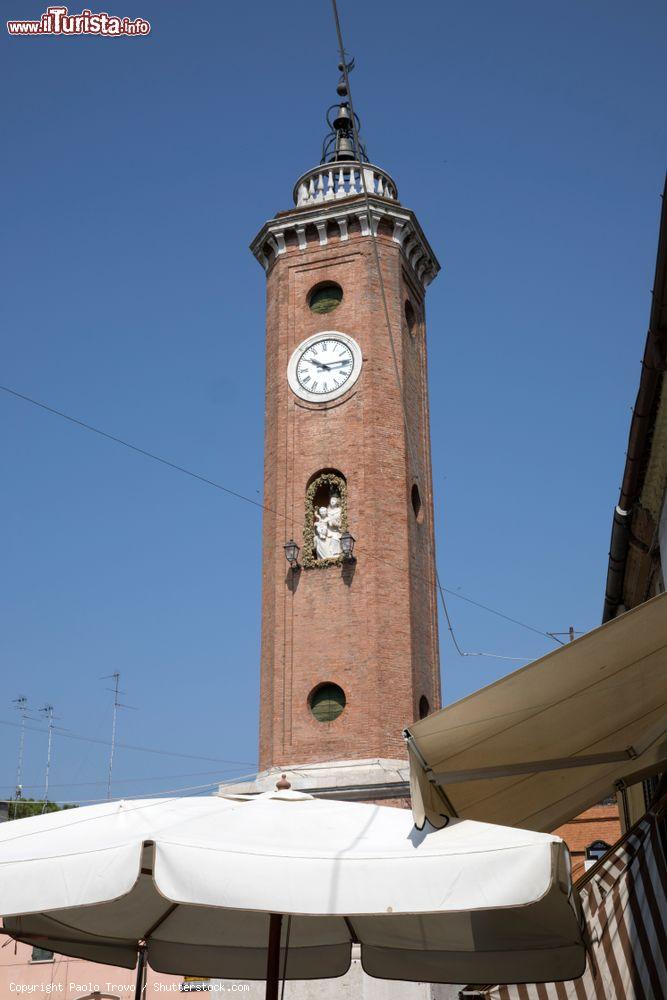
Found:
<box><xmin>553</xmin><ymin>804</ymin><xmax>621</xmax><ymax>880</ymax></box>
<box><xmin>258</xmin><ymin>215</ymin><xmax>441</xmax><ymax>770</ymax></box>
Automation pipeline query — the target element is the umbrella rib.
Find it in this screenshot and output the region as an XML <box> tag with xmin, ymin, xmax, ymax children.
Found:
<box><xmin>344</xmin><ymin>917</ymin><xmax>360</xmax><ymax>944</ymax></box>
<box><xmin>143</xmin><ymin>901</ymin><xmax>179</xmax><ymax>941</ymax></box>
<box><xmin>1</xmin><ymin>928</ymin><xmax>127</xmax><ymax>949</ymax></box>
<box><xmin>9</xmin><ymin>913</ymin><xmax>138</xmax><ymax>946</ymax></box>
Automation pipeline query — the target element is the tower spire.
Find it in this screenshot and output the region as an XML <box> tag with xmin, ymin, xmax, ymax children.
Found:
<box><xmin>321</xmin><ymin>59</ymin><xmax>368</xmax><ymax>164</ymax></box>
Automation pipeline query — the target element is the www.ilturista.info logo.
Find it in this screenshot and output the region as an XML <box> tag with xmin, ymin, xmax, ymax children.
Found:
<box><xmin>7</xmin><ymin>6</ymin><xmax>150</xmax><ymax>36</ymax></box>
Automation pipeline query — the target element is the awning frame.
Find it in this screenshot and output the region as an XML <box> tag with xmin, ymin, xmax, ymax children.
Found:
<box><xmin>405</xmin><ymin>592</ymin><xmax>667</xmax><ymax>832</ymax></box>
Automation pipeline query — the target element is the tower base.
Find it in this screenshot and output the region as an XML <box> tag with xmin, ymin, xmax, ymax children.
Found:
<box><xmin>218</xmin><ymin>757</ymin><xmax>410</xmax><ymax>804</ymax></box>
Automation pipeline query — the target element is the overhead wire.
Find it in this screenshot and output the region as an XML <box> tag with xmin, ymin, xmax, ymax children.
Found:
<box><xmin>0</xmin><ymin>782</ymin><xmax>249</xmax><ymax>846</ymax></box>
<box><xmin>0</xmin><ymin>768</ymin><xmax>246</xmax><ymax>791</ymax></box>
<box><xmin>0</xmin><ymin>30</ymin><xmax>590</xmax><ymax>801</ymax></box>
<box><xmin>0</xmin><ymin>766</ymin><xmax>263</xmax><ymax>811</ymax></box>
<box><xmin>0</xmin><ymin>384</ymin><xmax>300</xmax><ymax>533</ymax></box>
<box><xmin>0</xmin><ymin>56</ymin><xmax>576</xmax><ymax>663</ymax></box>
<box><xmin>0</xmin><ymin>384</ymin><xmax>559</xmax><ymax>652</ymax></box>
<box><xmin>330</xmin><ymin>0</ymin><xmax>521</xmax><ymax>660</ymax></box>
<box><xmin>0</xmin><ymin>716</ymin><xmax>254</xmax><ymax>765</ymax></box>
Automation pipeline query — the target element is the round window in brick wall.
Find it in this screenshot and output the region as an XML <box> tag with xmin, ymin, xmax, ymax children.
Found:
<box><xmin>309</xmin><ymin>682</ymin><xmax>346</xmax><ymax>723</ymax></box>
<box><xmin>308</xmin><ymin>282</ymin><xmax>343</xmax><ymax>315</ymax></box>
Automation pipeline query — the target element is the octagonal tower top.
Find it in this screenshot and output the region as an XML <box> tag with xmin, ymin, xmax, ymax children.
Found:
<box><xmin>250</xmin><ymin>62</ymin><xmax>439</xmax><ymax>290</ymax></box>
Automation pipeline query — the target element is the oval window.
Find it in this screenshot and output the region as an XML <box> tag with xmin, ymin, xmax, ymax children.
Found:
<box><xmin>419</xmin><ymin>695</ymin><xmax>430</xmax><ymax>720</ymax></box>
<box><xmin>405</xmin><ymin>300</ymin><xmax>416</xmax><ymax>334</ymax></box>
<box><xmin>308</xmin><ymin>282</ymin><xmax>343</xmax><ymax>315</ymax></box>
<box><xmin>411</xmin><ymin>483</ymin><xmax>424</xmax><ymax>523</ymax></box>
<box><xmin>309</xmin><ymin>682</ymin><xmax>346</xmax><ymax>722</ymax></box>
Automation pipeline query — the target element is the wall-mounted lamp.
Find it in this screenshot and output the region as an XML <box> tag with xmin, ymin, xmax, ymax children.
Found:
<box><xmin>283</xmin><ymin>539</ymin><xmax>300</xmax><ymax>570</ymax></box>
<box><xmin>340</xmin><ymin>531</ymin><xmax>356</xmax><ymax>562</ymax></box>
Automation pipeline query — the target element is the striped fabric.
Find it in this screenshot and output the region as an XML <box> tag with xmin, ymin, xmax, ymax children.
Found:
<box><xmin>463</xmin><ymin>813</ymin><xmax>667</xmax><ymax>1000</ymax></box>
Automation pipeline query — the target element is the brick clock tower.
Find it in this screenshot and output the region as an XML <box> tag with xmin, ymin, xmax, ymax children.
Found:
<box><xmin>242</xmin><ymin>76</ymin><xmax>441</xmax><ymax>801</ymax></box>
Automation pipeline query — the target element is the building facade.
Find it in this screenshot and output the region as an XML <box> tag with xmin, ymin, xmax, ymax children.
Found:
<box><xmin>601</xmin><ymin>174</ymin><xmax>667</xmax><ymax>828</ymax></box>
<box><xmin>556</xmin><ymin>175</ymin><xmax>667</xmax><ymax>875</ymax></box>
<box><xmin>603</xmin><ymin>175</ymin><xmax>667</xmax><ymax>625</ymax></box>
<box><xmin>0</xmin><ymin>939</ymin><xmax>188</xmax><ymax>996</ymax></box>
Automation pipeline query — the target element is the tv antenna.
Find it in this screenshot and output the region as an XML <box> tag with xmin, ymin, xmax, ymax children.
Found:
<box><xmin>12</xmin><ymin>696</ymin><xmax>30</xmax><ymax>818</ymax></box>
<box><xmin>39</xmin><ymin>704</ymin><xmax>58</xmax><ymax>813</ymax></box>
<box><xmin>546</xmin><ymin>627</ymin><xmax>582</xmax><ymax>645</ymax></box>
<box><xmin>101</xmin><ymin>673</ymin><xmax>137</xmax><ymax>800</ymax></box>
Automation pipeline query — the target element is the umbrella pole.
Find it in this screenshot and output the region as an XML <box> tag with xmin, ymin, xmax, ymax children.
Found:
<box><xmin>135</xmin><ymin>944</ymin><xmax>147</xmax><ymax>997</ymax></box>
<box><xmin>265</xmin><ymin>912</ymin><xmax>283</xmax><ymax>1000</ymax></box>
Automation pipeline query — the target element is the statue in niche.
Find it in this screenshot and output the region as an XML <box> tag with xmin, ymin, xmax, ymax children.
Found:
<box><xmin>313</xmin><ymin>494</ymin><xmax>342</xmax><ymax>560</ymax></box>
<box><xmin>304</xmin><ymin>472</ymin><xmax>348</xmax><ymax>568</ymax></box>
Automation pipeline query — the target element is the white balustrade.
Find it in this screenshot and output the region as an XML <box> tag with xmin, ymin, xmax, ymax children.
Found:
<box><xmin>294</xmin><ymin>163</ymin><xmax>398</xmax><ymax>207</ymax></box>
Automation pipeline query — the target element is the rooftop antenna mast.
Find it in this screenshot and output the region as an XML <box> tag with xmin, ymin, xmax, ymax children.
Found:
<box><xmin>12</xmin><ymin>696</ymin><xmax>30</xmax><ymax>819</ymax></box>
<box><xmin>101</xmin><ymin>673</ymin><xmax>136</xmax><ymax>800</ymax></box>
<box><xmin>39</xmin><ymin>704</ymin><xmax>56</xmax><ymax>813</ymax></box>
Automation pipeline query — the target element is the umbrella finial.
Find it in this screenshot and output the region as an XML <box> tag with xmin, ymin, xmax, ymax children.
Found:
<box><xmin>276</xmin><ymin>773</ymin><xmax>291</xmax><ymax>790</ymax></box>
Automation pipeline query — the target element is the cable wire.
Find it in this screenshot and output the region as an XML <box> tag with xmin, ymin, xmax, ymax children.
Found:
<box><xmin>0</xmin><ymin>716</ymin><xmax>254</xmax><ymax>765</ymax></box>
<box><xmin>0</xmin><ymin>383</ymin><xmax>299</xmax><ymax>532</ymax></box>
<box><xmin>0</xmin><ymin>767</ymin><xmax>246</xmax><ymax>791</ymax></box>
<box><xmin>331</xmin><ymin>0</ymin><xmax>514</xmax><ymax>660</ymax></box>
<box><xmin>0</xmin><ymin>381</ymin><xmax>562</xmax><ymax>653</ymax></box>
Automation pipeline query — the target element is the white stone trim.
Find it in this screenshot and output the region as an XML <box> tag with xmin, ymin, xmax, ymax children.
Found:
<box><xmin>357</xmin><ymin>212</ymin><xmax>370</xmax><ymax>237</ymax></box>
<box><xmin>392</xmin><ymin>220</ymin><xmax>407</xmax><ymax>246</ymax></box>
<box><xmin>218</xmin><ymin>757</ymin><xmax>410</xmax><ymax>800</ymax></box>
<box><xmin>293</xmin><ymin>161</ymin><xmax>398</xmax><ymax>207</ymax></box>
<box><xmin>250</xmin><ymin>197</ymin><xmax>440</xmax><ymax>289</ymax></box>
<box><xmin>295</xmin><ymin>226</ymin><xmax>307</xmax><ymax>250</ymax></box>
<box><xmin>273</xmin><ymin>231</ymin><xmax>286</xmax><ymax>255</ymax></box>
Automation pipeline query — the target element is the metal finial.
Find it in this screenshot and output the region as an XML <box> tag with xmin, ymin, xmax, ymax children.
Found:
<box><xmin>276</xmin><ymin>773</ymin><xmax>291</xmax><ymax>790</ymax></box>
<box><xmin>336</xmin><ymin>58</ymin><xmax>353</xmax><ymax>97</ymax></box>
<box><xmin>321</xmin><ymin>58</ymin><xmax>367</xmax><ymax>165</ymax></box>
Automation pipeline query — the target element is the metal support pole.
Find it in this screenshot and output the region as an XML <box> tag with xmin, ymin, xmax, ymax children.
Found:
<box><xmin>265</xmin><ymin>913</ymin><xmax>283</xmax><ymax>1000</ymax></box>
<box><xmin>135</xmin><ymin>945</ymin><xmax>147</xmax><ymax>997</ymax></box>
<box><xmin>616</xmin><ymin>780</ymin><xmax>630</xmax><ymax>834</ymax></box>
<box><xmin>107</xmin><ymin>672</ymin><xmax>121</xmax><ymax>800</ymax></box>
<box><xmin>40</xmin><ymin>704</ymin><xmax>55</xmax><ymax>814</ymax></box>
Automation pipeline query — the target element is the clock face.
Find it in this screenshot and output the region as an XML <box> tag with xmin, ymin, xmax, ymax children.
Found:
<box><xmin>287</xmin><ymin>332</ymin><xmax>362</xmax><ymax>403</ymax></box>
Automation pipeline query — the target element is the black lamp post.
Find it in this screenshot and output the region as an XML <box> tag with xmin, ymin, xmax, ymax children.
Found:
<box><xmin>283</xmin><ymin>539</ymin><xmax>300</xmax><ymax>570</ymax></box>
<box><xmin>340</xmin><ymin>531</ymin><xmax>356</xmax><ymax>562</ymax></box>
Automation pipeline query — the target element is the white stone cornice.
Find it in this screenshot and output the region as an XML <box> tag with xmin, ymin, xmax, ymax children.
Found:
<box><xmin>266</xmin><ymin>234</ymin><xmax>282</xmax><ymax>259</ymax></box>
<box><xmin>249</xmin><ymin>196</ymin><xmax>441</xmax><ymax>289</ymax></box>
<box><xmin>273</xmin><ymin>230</ymin><xmax>286</xmax><ymax>254</ymax></box>
<box><xmin>356</xmin><ymin>212</ymin><xmax>370</xmax><ymax>237</ymax></box>
<box><xmin>392</xmin><ymin>220</ymin><xmax>407</xmax><ymax>246</ymax></box>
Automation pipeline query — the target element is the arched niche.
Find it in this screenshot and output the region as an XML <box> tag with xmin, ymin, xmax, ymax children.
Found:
<box><xmin>303</xmin><ymin>469</ymin><xmax>348</xmax><ymax>568</ymax></box>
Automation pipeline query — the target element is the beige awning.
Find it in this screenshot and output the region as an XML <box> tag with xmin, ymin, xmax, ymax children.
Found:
<box><xmin>406</xmin><ymin>592</ymin><xmax>667</xmax><ymax>832</ymax></box>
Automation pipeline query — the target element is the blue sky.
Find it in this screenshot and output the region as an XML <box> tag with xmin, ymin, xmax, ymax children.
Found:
<box><xmin>2</xmin><ymin>0</ymin><xmax>665</xmax><ymax>804</ymax></box>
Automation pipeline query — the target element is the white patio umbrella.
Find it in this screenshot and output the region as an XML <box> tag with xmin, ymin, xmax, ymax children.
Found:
<box><xmin>0</xmin><ymin>785</ymin><xmax>584</xmax><ymax>998</ymax></box>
